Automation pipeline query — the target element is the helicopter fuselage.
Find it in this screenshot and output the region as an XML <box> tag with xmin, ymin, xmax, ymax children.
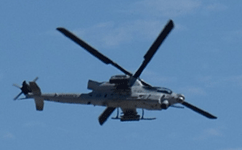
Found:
<box><xmin>26</xmin><ymin>77</ymin><xmax>180</xmax><ymax>111</ymax></box>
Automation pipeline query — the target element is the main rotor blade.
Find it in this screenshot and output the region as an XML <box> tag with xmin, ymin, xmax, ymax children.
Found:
<box><xmin>57</xmin><ymin>28</ymin><xmax>132</xmax><ymax>76</ymax></box>
<box><xmin>182</xmin><ymin>101</ymin><xmax>217</xmax><ymax>119</ymax></box>
<box><xmin>98</xmin><ymin>107</ymin><xmax>116</xmax><ymax>125</ymax></box>
<box><xmin>133</xmin><ymin>20</ymin><xmax>174</xmax><ymax>79</ymax></box>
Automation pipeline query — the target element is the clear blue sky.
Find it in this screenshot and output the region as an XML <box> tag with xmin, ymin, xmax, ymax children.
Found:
<box><xmin>1</xmin><ymin>0</ymin><xmax>242</xmax><ymax>150</ymax></box>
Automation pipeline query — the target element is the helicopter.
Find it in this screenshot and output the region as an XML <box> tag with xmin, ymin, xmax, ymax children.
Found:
<box><xmin>13</xmin><ymin>20</ymin><xmax>217</xmax><ymax>125</ymax></box>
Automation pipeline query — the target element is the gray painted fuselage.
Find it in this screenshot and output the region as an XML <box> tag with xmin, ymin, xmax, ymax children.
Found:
<box><xmin>27</xmin><ymin>79</ymin><xmax>180</xmax><ymax>111</ymax></box>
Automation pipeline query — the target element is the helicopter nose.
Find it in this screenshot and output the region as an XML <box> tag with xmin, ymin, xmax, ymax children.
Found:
<box><xmin>176</xmin><ymin>94</ymin><xmax>185</xmax><ymax>103</ymax></box>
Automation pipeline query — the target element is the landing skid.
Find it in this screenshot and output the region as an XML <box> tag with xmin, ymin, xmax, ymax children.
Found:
<box><xmin>111</xmin><ymin>108</ymin><xmax>156</xmax><ymax>121</ymax></box>
<box><xmin>140</xmin><ymin>109</ymin><xmax>156</xmax><ymax>120</ymax></box>
<box><xmin>111</xmin><ymin>107</ymin><xmax>120</xmax><ymax>120</ymax></box>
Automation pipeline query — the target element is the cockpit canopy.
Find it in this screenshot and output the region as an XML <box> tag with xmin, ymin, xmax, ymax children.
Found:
<box><xmin>144</xmin><ymin>86</ymin><xmax>172</xmax><ymax>94</ymax></box>
<box><xmin>157</xmin><ymin>87</ymin><xmax>172</xmax><ymax>94</ymax></box>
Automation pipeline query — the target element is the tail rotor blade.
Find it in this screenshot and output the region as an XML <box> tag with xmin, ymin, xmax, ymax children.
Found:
<box><xmin>33</xmin><ymin>77</ymin><xmax>39</xmax><ymax>82</ymax></box>
<box><xmin>14</xmin><ymin>92</ymin><xmax>23</xmax><ymax>100</ymax></box>
<box><xmin>13</xmin><ymin>83</ymin><xmax>23</xmax><ymax>100</ymax></box>
<box><xmin>13</xmin><ymin>77</ymin><xmax>38</xmax><ymax>100</ymax></box>
<box><xmin>13</xmin><ymin>84</ymin><xmax>21</xmax><ymax>89</ymax></box>
<box><xmin>182</xmin><ymin>101</ymin><xmax>217</xmax><ymax>119</ymax></box>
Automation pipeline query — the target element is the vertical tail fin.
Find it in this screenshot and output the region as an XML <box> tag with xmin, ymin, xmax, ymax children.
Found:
<box><xmin>29</xmin><ymin>82</ymin><xmax>41</xmax><ymax>95</ymax></box>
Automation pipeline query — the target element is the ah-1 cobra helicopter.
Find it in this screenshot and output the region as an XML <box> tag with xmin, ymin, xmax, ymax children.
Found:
<box><xmin>13</xmin><ymin>20</ymin><xmax>217</xmax><ymax>125</ymax></box>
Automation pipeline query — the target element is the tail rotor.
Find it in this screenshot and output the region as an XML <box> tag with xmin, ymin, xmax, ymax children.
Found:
<box><xmin>13</xmin><ymin>77</ymin><xmax>38</xmax><ymax>100</ymax></box>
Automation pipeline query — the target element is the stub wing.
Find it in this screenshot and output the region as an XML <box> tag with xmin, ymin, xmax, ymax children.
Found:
<box><xmin>98</xmin><ymin>107</ymin><xmax>139</xmax><ymax>125</ymax></box>
<box><xmin>120</xmin><ymin>108</ymin><xmax>140</xmax><ymax>121</ymax></box>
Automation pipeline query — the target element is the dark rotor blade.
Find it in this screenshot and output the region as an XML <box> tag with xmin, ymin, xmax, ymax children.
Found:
<box><xmin>57</xmin><ymin>27</ymin><xmax>132</xmax><ymax>76</ymax></box>
<box><xmin>14</xmin><ymin>92</ymin><xmax>23</xmax><ymax>100</ymax></box>
<box><xmin>182</xmin><ymin>101</ymin><xmax>217</xmax><ymax>119</ymax></box>
<box><xmin>98</xmin><ymin>107</ymin><xmax>116</xmax><ymax>125</ymax></box>
<box><xmin>133</xmin><ymin>20</ymin><xmax>174</xmax><ymax>79</ymax></box>
<box><xmin>33</xmin><ymin>77</ymin><xmax>39</xmax><ymax>82</ymax></box>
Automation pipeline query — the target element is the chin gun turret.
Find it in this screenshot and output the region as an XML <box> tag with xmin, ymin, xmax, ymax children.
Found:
<box><xmin>161</xmin><ymin>100</ymin><xmax>169</xmax><ymax>109</ymax></box>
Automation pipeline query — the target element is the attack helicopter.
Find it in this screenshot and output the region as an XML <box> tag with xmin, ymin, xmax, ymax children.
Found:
<box><xmin>13</xmin><ymin>20</ymin><xmax>217</xmax><ymax>125</ymax></box>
